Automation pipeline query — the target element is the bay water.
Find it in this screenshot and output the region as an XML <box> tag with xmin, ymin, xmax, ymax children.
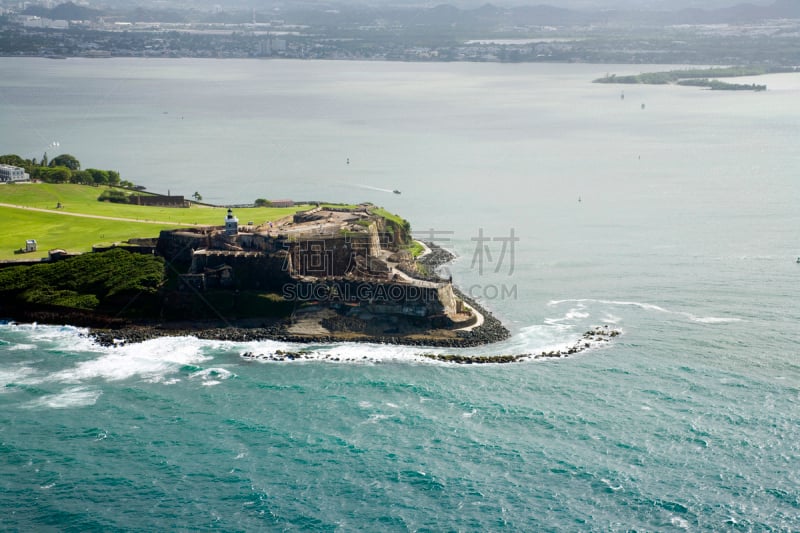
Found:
<box><xmin>1</xmin><ymin>58</ymin><xmax>799</xmax><ymax>530</ymax></box>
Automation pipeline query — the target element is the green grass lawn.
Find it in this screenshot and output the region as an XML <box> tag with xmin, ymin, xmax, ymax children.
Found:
<box><xmin>0</xmin><ymin>183</ymin><xmax>311</xmax><ymax>260</ymax></box>
<box><xmin>408</xmin><ymin>240</ymin><xmax>425</xmax><ymax>257</ymax></box>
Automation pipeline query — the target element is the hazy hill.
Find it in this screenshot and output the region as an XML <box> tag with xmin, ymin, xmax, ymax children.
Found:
<box><xmin>16</xmin><ymin>0</ymin><xmax>800</xmax><ymax>27</ymax></box>
<box><xmin>22</xmin><ymin>1</ymin><xmax>102</xmax><ymax>20</ymax></box>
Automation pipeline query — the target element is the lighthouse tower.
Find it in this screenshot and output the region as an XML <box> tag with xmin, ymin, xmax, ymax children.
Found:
<box><xmin>224</xmin><ymin>208</ymin><xmax>239</xmax><ymax>236</ymax></box>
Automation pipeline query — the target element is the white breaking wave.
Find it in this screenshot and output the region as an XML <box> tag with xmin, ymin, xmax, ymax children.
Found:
<box><xmin>238</xmin><ymin>338</ymin><xmax>434</xmax><ymax>365</ymax></box>
<box><xmin>1</xmin><ymin>319</ymin><xmax>617</xmax><ymax>378</ymax></box>
<box><xmin>687</xmin><ymin>316</ymin><xmax>741</xmax><ymax>324</ymax></box>
<box><xmin>189</xmin><ymin>367</ymin><xmax>235</xmax><ymax>387</ymax></box>
<box><xmin>4</xmin><ymin>323</ymin><xmax>94</xmax><ymax>346</ymax></box>
<box><xmin>500</xmin><ymin>323</ymin><xmax>578</xmax><ymax>355</ymax></box>
<box><xmin>8</xmin><ymin>343</ymin><xmax>38</xmax><ymax>351</ymax></box>
<box><xmin>51</xmin><ymin>336</ymin><xmax>213</xmax><ymax>384</ymax></box>
<box><xmin>0</xmin><ymin>366</ymin><xmax>37</xmax><ymax>392</ymax></box>
<box><xmin>0</xmin><ymin>325</ymin><xmax>214</xmax><ymax>385</ymax></box>
<box><xmin>548</xmin><ymin>299</ymin><xmax>743</xmax><ymax>324</ymax></box>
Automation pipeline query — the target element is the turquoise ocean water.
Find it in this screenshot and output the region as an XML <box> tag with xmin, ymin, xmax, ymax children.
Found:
<box><xmin>1</xmin><ymin>59</ymin><xmax>799</xmax><ymax>530</ymax></box>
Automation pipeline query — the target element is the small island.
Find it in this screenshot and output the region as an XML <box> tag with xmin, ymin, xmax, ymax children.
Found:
<box><xmin>593</xmin><ymin>65</ymin><xmax>799</xmax><ymax>92</ymax></box>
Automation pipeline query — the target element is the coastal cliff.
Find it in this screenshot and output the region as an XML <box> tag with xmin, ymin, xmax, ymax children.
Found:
<box><xmin>0</xmin><ymin>206</ymin><xmax>511</xmax><ymax>348</ymax></box>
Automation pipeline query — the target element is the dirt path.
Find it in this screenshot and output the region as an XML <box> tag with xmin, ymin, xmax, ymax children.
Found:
<box><xmin>0</xmin><ymin>202</ymin><xmax>209</xmax><ymax>227</ymax></box>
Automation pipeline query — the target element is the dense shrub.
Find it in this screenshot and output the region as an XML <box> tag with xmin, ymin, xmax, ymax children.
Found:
<box><xmin>98</xmin><ymin>189</ymin><xmax>131</xmax><ymax>203</ymax></box>
<box><xmin>0</xmin><ymin>248</ymin><xmax>165</xmax><ymax>313</ymax></box>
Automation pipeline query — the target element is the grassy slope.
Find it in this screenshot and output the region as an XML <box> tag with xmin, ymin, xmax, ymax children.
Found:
<box><xmin>0</xmin><ymin>184</ymin><xmax>309</xmax><ymax>260</ymax></box>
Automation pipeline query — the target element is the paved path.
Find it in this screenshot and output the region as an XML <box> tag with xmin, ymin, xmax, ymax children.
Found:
<box><xmin>457</xmin><ymin>301</ymin><xmax>485</xmax><ymax>331</ymax></box>
<box><xmin>0</xmin><ymin>202</ymin><xmax>209</xmax><ymax>227</ymax></box>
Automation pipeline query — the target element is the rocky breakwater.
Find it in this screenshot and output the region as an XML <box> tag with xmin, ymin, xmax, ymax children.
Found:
<box><xmin>420</xmin><ymin>325</ymin><xmax>622</xmax><ymax>364</ymax></box>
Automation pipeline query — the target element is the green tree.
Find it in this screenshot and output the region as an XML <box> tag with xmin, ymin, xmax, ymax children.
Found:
<box><xmin>0</xmin><ymin>154</ymin><xmax>27</xmax><ymax>167</ymax></box>
<box><xmin>86</xmin><ymin>168</ymin><xmax>109</xmax><ymax>186</ymax></box>
<box><xmin>254</xmin><ymin>198</ymin><xmax>271</xmax><ymax>207</ymax></box>
<box><xmin>40</xmin><ymin>166</ymin><xmax>72</xmax><ymax>183</ymax></box>
<box><xmin>193</xmin><ymin>191</ymin><xmax>203</xmax><ymax>202</ymax></box>
<box><xmin>70</xmin><ymin>170</ymin><xmax>93</xmax><ymax>185</ymax></box>
<box><xmin>49</xmin><ymin>154</ymin><xmax>81</xmax><ymax>171</ymax></box>
<box><xmin>107</xmin><ymin>170</ymin><xmax>120</xmax><ymax>186</ymax></box>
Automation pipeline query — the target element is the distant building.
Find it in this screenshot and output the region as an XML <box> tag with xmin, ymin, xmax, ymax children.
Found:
<box><xmin>224</xmin><ymin>208</ymin><xmax>239</xmax><ymax>236</ymax></box>
<box><xmin>270</xmin><ymin>199</ymin><xmax>294</xmax><ymax>208</ymax></box>
<box><xmin>258</xmin><ymin>37</ymin><xmax>287</xmax><ymax>56</ymax></box>
<box><xmin>0</xmin><ymin>164</ymin><xmax>29</xmax><ymax>183</ymax></box>
<box><xmin>18</xmin><ymin>16</ymin><xmax>68</xmax><ymax>29</ymax></box>
<box><xmin>25</xmin><ymin>239</ymin><xmax>37</xmax><ymax>253</ymax></box>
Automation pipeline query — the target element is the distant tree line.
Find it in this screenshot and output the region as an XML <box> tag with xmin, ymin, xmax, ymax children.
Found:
<box><xmin>676</xmin><ymin>79</ymin><xmax>766</xmax><ymax>91</ymax></box>
<box><xmin>0</xmin><ymin>153</ymin><xmax>129</xmax><ymax>187</ymax></box>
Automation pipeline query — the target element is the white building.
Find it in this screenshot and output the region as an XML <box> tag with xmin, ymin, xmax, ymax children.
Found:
<box><xmin>18</xmin><ymin>16</ymin><xmax>68</xmax><ymax>29</ymax></box>
<box><xmin>224</xmin><ymin>208</ymin><xmax>239</xmax><ymax>236</ymax></box>
<box><xmin>0</xmin><ymin>164</ymin><xmax>29</xmax><ymax>183</ymax></box>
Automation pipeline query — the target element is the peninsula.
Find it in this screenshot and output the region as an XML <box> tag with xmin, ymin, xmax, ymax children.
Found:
<box><xmin>0</xmin><ymin>179</ymin><xmax>509</xmax><ymax>348</ymax></box>
<box><xmin>0</xmin><ymin>157</ymin><xmax>623</xmax><ymax>362</ymax></box>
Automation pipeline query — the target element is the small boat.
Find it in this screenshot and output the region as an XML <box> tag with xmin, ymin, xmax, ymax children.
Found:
<box><xmin>393</xmin><ymin>189</ymin><xmax>401</xmax><ymax>195</ymax></box>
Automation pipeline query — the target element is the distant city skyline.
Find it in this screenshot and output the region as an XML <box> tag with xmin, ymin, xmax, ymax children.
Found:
<box><xmin>50</xmin><ymin>0</ymin><xmax>778</xmax><ymax>13</ymax></box>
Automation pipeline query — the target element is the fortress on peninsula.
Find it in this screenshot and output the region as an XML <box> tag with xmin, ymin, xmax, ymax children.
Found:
<box><xmin>156</xmin><ymin>205</ymin><xmax>477</xmax><ymax>330</ymax></box>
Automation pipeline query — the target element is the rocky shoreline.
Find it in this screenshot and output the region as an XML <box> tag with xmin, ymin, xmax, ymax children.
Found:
<box><xmin>7</xmin><ymin>242</ymin><xmax>621</xmax><ymax>361</ymax></box>
<box><xmin>10</xmin><ymin>281</ymin><xmax>510</xmax><ymax>350</ymax></box>
<box><xmin>239</xmin><ymin>326</ymin><xmax>621</xmax><ymax>365</ymax></box>
<box><xmin>85</xmin><ymin>241</ymin><xmax>512</xmax><ymax>349</ymax></box>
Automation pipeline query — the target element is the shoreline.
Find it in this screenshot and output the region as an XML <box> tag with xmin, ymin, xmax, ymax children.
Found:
<box><xmin>86</xmin><ymin>244</ymin><xmax>511</xmax><ymax>350</ymax></box>
<box><xmin>0</xmin><ymin>241</ymin><xmax>512</xmax><ymax>350</ymax></box>
<box><xmin>91</xmin><ymin>242</ymin><xmax>511</xmax><ymax>348</ymax></box>
<box><xmin>0</xmin><ymin>242</ymin><xmax>623</xmax><ymax>362</ymax></box>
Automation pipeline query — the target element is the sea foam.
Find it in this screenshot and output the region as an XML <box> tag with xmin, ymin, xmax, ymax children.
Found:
<box><xmin>51</xmin><ymin>335</ymin><xmax>212</xmax><ymax>384</ymax></box>
<box><xmin>22</xmin><ymin>386</ymin><xmax>102</xmax><ymax>409</ymax></box>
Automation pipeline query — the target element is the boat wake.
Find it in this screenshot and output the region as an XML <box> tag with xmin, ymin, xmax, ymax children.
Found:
<box><xmin>354</xmin><ymin>184</ymin><xmax>396</xmax><ymax>194</ymax></box>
